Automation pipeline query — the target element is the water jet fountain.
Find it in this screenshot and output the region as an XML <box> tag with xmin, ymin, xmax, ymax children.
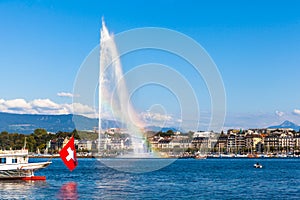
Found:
<box><xmin>99</xmin><ymin>19</ymin><xmax>155</xmax><ymax>158</ymax></box>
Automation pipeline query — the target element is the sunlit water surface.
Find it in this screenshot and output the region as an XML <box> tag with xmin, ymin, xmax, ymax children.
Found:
<box><xmin>0</xmin><ymin>158</ymin><xmax>299</xmax><ymax>199</ymax></box>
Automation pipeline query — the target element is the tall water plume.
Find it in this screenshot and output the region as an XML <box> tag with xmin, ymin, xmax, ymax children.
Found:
<box><xmin>99</xmin><ymin>19</ymin><xmax>150</xmax><ymax>157</ymax></box>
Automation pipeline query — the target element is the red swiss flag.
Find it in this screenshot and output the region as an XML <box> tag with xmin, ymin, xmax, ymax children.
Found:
<box><xmin>60</xmin><ymin>136</ymin><xmax>78</xmax><ymax>171</ymax></box>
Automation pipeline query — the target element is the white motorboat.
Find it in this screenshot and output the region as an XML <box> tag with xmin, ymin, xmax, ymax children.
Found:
<box><xmin>0</xmin><ymin>149</ymin><xmax>51</xmax><ymax>180</ymax></box>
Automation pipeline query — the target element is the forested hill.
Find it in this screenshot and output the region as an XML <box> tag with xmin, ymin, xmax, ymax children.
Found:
<box><xmin>0</xmin><ymin>112</ymin><xmax>122</xmax><ymax>134</ymax></box>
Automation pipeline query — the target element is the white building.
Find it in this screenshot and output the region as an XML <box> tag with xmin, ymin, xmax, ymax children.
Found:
<box><xmin>78</xmin><ymin>140</ymin><xmax>93</xmax><ymax>151</ymax></box>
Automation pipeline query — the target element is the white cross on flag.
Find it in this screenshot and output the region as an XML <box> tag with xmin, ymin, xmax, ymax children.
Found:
<box><xmin>60</xmin><ymin>136</ymin><xmax>78</xmax><ymax>171</ymax></box>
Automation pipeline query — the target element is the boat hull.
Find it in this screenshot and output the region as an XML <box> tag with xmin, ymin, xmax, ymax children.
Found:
<box><xmin>0</xmin><ymin>161</ymin><xmax>51</xmax><ymax>180</ymax></box>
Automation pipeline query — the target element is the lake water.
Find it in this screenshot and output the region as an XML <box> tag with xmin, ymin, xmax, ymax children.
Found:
<box><xmin>0</xmin><ymin>158</ymin><xmax>299</xmax><ymax>199</ymax></box>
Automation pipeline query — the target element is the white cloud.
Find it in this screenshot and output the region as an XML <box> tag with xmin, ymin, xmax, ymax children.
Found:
<box><xmin>140</xmin><ymin>112</ymin><xmax>173</xmax><ymax>122</ymax></box>
<box><xmin>31</xmin><ymin>99</ymin><xmax>60</xmax><ymax>109</ymax></box>
<box><xmin>57</xmin><ymin>92</ymin><xmax>74</xmax><ymax>98</ymax></box>
<box><xmin>139</xmin><ymin>111</ymin><xmax>184</xmax><ymax>129</ymax></box>
<box><xmin>293</xmin><ymin>109</ymin><xmax>300</xmax><ymax>115</ymax></box>
<box><xmin>72</xmin><ymin>103</ymin><xmax>95</xmax><ymax>115</ymax></box>
<box><xmin>0</xmin><ymin>98</ymin><xmax>96</xmax><ymax>118</ymax></box>
<box><xmin>275</xmin><ymin>110</ymin><xmax>284</xmax><ymax>117</ymax></box>
<box><xmin>3</xmin><ymin>98</ymin><xmax>31</xmax><ymax>110</ymax></box>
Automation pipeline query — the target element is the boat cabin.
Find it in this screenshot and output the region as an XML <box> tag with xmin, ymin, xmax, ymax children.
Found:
<box><xmin>0</xmin><ymin>150</ymin><xmax>29</xmax><ymax>165</ymax></box>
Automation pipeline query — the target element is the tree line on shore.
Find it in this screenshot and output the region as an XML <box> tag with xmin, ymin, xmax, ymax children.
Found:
<box><xmin>0</xmin><ymin>129</ymin><xmax>80</xmax><ymax>153</ymax></box>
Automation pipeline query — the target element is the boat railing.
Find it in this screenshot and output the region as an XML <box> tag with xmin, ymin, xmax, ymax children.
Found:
<box><xmin>0</xmin><ymin>149</ymin><xmax>29</xmax><ymax>155</ymax></box>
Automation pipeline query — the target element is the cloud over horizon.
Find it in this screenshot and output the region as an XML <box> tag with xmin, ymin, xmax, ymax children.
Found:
<box><xmin>275</xmin><ymin>110</ymin><xmax>284</xmax><ymax>117</ymax></box>
<box><xmin>140</xmin><ymin>112</ymin><xmax>173</xmax><ymax>122</ymax></box>
<box><xmin>293</xmin><ymin>109</ymin><xmax>300</xmax><ymax>115</ymax></box>
<box><xmin>57</xmin><ymin>92</ymin><xmax>74</xmax><ymax>98</ymax></box>
<box><xmin>0</xmin><ymin>98</ymin><xmax>96</xmax><ymax>118</ymax></box>
<box><xmin>1</xmin><ymin>98</ymin><xmax>300</xmax><ymax>131</ymax></box>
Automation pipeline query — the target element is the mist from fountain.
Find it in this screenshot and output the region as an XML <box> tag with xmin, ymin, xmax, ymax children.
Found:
<box><xmin>99</xmin><ymin>19</ymin><xmax>155</xmax><ymax>158</ymax></box>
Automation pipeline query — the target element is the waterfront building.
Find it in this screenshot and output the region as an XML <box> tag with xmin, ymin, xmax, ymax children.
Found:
<box><xmin>78</xmin><ymin>140</ymin><xmax>93</xmax><ymax>151</ymax></box>
<box><xmin>49</xmin><ymin>137</ymin><xmax>65</xmax><ymax>152</ymax></box>
<box><xmin>245</xmin><ymin>132</ymin><xmax>262</xmax><ymax>153</ymax></box>
<box><xmin>236</xmin><ymin>133</ymin><xmax>246</xmax><ymax>153</ymax></box>
<box><xmin>294</xmin><ymin>133</ymin><xmax>300</xmax><ymax>154</ymax></box>
<box><xmin>227</xmin><ymin>133</ymin><xmax>236</xmax><ymax>153</ymax></box>
<box><xmin>62</xmin><ymin>137</ymin><xmax>70</xmax><ymax>148</ymax></box>
<box><xmin>215</xmin><ymin>133</ymin><xmax>227</xmax><ymax>153</ymax></box>
<box><xmin>110</xmin><ymin>138</ymin><xmax>124</xmax><ymax>150</ymax></box>
<box><xmin>157</xmin><ymin>138</ymin><xmax>172</xmax><ymax>149</ymax></box>
<box><xmin>149</xmin><ymin>136</ymin><xmax>159</xmax><ymax>149</ymax></box>
<box><xmin>106</xmin><ymin>128</ymin><xmax>121</xmax><ymax>134</ymax></box>
<box><xmin>193</xmin><ymin>131</ymin><xmax>211</xmax><ymax>138</ymax></box>
<box><xmin>278</xmin><ymin>132</ymin><xmax>294</xmax><ymax>153</ymax></box>
<box><xmin>192</xmin><ymin>136</ymin><xmax>206</xmax><ymax>150</ymax></box>
<box><xmin>264</xmin><ymin>132</ymin><xmax>280</xmax><ymax>153</ymax></box>
<box><xmin>169</xmin><ymin>136</ymin><xmax>192</xmax><ymax>149</ymax></box>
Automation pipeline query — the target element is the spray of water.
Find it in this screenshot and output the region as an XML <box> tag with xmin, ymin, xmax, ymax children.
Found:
<box><xmin>99</xmin><ymin>19</ymin><xmax>153</xmax><ymax>157</ymax></box>
<box><xmin>74</xmin><ymin>20</ymin><xmax>225</xmax><ymax>172</ymax></box>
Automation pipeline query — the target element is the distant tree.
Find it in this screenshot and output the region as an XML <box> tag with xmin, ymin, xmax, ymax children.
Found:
<box><xmin>0</xmin><ymin>129</ymin><xmax>79</xmax><ymax>153</ymax></box>
<box><xmin>26</xmin><ymin>135</ymin><xmax>36</xmax><ymax>152</ymax></box>
<box><xmin>34</xmin><ymin>128</ymin><xmax>47</xmax><ymax>136</ymax></box>
<box><xmin>56</xmin><ymin>131</ymin><xmax>69</xmax><ymax>138</ymax></box>
<box><xmin>72</xmin><ymin>129</ymin><xmax>80</xmax><ymax>140</ymax></box>
<box><xmin>56</xmin><ymin>129</ymin><xmax>80</xmax><ymax>139</ymax></box>
<box><xmin>155</xmin><ymin>130</ymin><xmax>174</xmax><ymax>137</ymax></box>
<box><xmin>0</xmin><ymin>131</ymin><xmax>10</xmax><ymax>150</ymax></box>
<box><xmin>37</xmin><ymin>144</ymin><xmax>46</xmax><ymax>153</ymax></box>
<box><xmin>166</xmin><ymin>130</ymin><xmax>174</xmax><ymax>135</ymax></box>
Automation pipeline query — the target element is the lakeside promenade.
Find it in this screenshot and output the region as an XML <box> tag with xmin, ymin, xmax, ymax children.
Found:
<box><xmin>29</xmin><ymin>152</ymin><xmax>300</xmax><ymax>159</ymax></box>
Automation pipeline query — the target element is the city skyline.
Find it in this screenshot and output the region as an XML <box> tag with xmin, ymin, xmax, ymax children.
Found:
<box><xmin>1</xmin><ymin>1</ymin><xmax>300</xmax><ymax>130</ymax></box>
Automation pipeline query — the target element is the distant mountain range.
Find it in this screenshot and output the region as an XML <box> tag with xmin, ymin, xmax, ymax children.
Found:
<box><xmin>268</xmin><ymin>120</ymin><xmax>300</xmax><ymax>130</ymax></box>
<box><xmin>0</xmin><ymin>112</ymin><xmax>181</xmax><ymax>134</ymax></box>
<box><xmin>0</xmin><ymin>112</ymin><xmax>122</xmax><ymax>134</ymax></box>
<box><xmin>2</xmin><ymin>112</ymin><xmax>298</xmax><ymax>134</ymax></box>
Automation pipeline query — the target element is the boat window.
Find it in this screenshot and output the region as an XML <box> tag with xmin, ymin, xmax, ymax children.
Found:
<box><xmin>12</xmin><ymin>158</ymin><xmax>17</xmax><ymax>163</ymax></box>
<box><xmin>0</xmin><ymin>158</ymin><xmax>6</xmax><ymax>163</ymax></box>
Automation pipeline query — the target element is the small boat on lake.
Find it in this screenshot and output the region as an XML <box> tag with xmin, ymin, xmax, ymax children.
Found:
<box><xmin>194</xmin><ymin>154</ymin><xmax>207</xmax><ymax>159</ymax></box>
<box><xmin>253</xmin><ymin>163</ymin><xmax>262</xmax><ymax>168</ymax></box>
<box><xmin>0</xmin><ymin>149</ymin><xmax>51</xmax><ymax>180</ymax></box>
<box><xmin>194</xmin><ymin>151</ymin><xmax>207</xmax><ymax>159</ymax></box>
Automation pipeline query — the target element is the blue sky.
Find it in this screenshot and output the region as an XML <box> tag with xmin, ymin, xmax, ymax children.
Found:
<box><xmin>1</xmin><ymin>0</ymin><xmax>300</xmax><ymax>129</ymax></box>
